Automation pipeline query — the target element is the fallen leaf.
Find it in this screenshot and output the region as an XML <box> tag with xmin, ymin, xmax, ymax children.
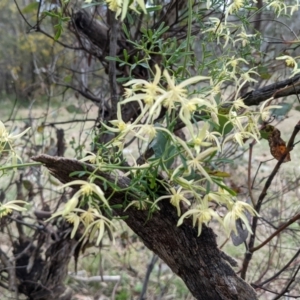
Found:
<box><xmin>268</xmin><ymin>127</ymin><xmax>291</xmax><ymax>162</ymax></box>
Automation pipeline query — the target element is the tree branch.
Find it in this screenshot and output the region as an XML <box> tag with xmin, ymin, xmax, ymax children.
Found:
<box><xmin>242</xmin><ymin>74</ymin><xmax>300</xmax><ymax>106</ymax></box>
<box><xmin>32</xmin><ymin>154</ymin><xmax>257</xmax><ymax>300</ymax></box>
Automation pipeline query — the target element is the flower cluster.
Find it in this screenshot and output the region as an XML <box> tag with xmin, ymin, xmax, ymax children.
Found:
<box><xmin>0</xmin><ymin>121</ymin><xmax>30</xmax><ymax>164</ymax></box>
<box><xmin>58</xmin><ymin>0</ymin><xmax>295</xmax><ymax>239</ymax></box>
<box><xmin>0</xmin><ymin>121</ymin><xmax>31</xmax><ymax>219</ymax></box>
<box><xmin>0</xmin><ymin>200</ymin><xmax>28</xmax><ymax>219</ymax></box>
<box><xmin>48</xmin><ymin>180</ymin><xmax>114</xmax><ymax>245</ymax></box>
<box><xmin>85</xmin><ymin>0</ymin><xmax>147</xmax><ymax>20</ymax></box>
<box><xmin>276</xmin><ymin>55</ymin><xmax>300</xmax><ymax>77</ymax></box>
<box><xmin>94</xmin><ymin>62</ymin><xmax>268</xmax><ymax>237</ymax></box>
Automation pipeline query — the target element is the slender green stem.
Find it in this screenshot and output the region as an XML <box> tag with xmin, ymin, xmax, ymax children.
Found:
<box><xmin>0</xmin><ymin>162</ymin><xmax>41</xmax><ymax>172</ymax></box>
<box><xmin>183</xmin><ymin>0</ymin><xmax>193</xmax><ymax>77</ymax></box>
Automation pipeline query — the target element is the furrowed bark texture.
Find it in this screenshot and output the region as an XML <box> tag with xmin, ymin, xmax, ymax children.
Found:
<box><xmin>33</xmin><ymin>154</ymin><xmax>257</xmax><ymax>300</ymax></box>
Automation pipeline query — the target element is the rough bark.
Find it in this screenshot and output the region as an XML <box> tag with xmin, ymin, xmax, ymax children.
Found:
<box><xmin>12</xmin><ymin>232</ymin><xmax>75</xmax><ymax>300</ymax></box>
<box><xmin>242</xmin><ymin>73</ymin><xmax>300</xmax><ymax>106</ymax></box>
<box><xmin>32</xmin><ymin>154</ymin><xmax>257</xmax><ymax>300</ymax></box>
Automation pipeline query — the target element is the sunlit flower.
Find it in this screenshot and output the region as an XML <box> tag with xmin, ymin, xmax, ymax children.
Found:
<box><xmin>190</xmin><ymin>122</ymin><xmax>212</xmax><ymax>153</ymax></box>
<box><xmin>206</xmin><ymin>190</ymin><xmax>233</xmax><ymax>205</ymax></box>
<box><xmin>185</xmin><ymin>148</ymin><xmax>217</xmax><ymax>183</ymax></box>
<box><xmin>234</xmin><ymin>30</ymin><xmax>256</xmax><ymax>47</ymax></box>
<box><xmin>276</xmin><ymin>55</ymin><xmax>300</xmax><ymax>76</ymax></box>
<box><xmin>178</xmin><ymin>98</ymin><xmax>205</xmax><ymax>132</ymax></box>
<box><xmin>204</xmin><ymin>18</ymin><xmax>234</xmax><ymax>47</ymax></box>
<box><xmin>267</xmin><ymin>0</ymin><xmax>287</xmax><ymax>17</ymax></box>
<box><xmin>231</xmin><ymin>98</ymin><xmax>249</xmax><ymax>111</ymax></box>
<box><xmin>226</xmin><ymin>0</ymin><xmax>244</xmax><ymax>16</ymax></box>
<box><xmin>244</xmin><ymin>115</ymin><xmax>261</xmax><ymax>138</ymax></box>
<box><xmin>124</xmin><ymin>198</ymin><xmax>152</xmax><ymax>211</ymax></box>
<box><xmin>223</xmin><ymin>201</ymin><xmax>258</xmax><ymax>236</ymax></box>
<box><xmin>122</xmin><ymin>65</ymin><xmax>165</xmax><ymax>110</ymax></box>
<box><xmin>290</xmin><ymin>2</ymin><xmax>299</xmax><ymax>15</ymax></box>
<box><xmin>205</xmin><ymin>130</ymin><xmax>222</xmax><ymax>151</ymax></box>
<box><xmin>80</xmin><ymin>207</ymin><xmax>96</xmax><ymax>226</ymax></box>
<box><xmin>60</xmin><ymin>180</ymin><xmax>110</xmax><ymax>208</ymax></box>
<box><xmin>83</xmin><ymin>215</ymin><xmax>116</xmax><ymax>245</ymax></box>
<box><xmin>177</xmin><ymin>196</ymin><xmax>222</xmax><ymax>236</ymax></box>
<box><xmin>135</xmin><ymin>124</ymin><xmax>157</xmax><ymax>143</ymax></box>
<box><xmin>173</xmin><ymin>177</ymin><xmax>195</xmax><ymax>191</ymax></box>
<box><xmin>148</xmin><ymin>71</ymin><xmax>210</xmax><ymax>118</ymax></box>
<box><xmin>47</xmin><ymin>197</ymin><xmax>79</xmax><ymax>221</ymax></box>
<box><xmin>239</xmin><ymin>68</ymin><xmax>259</xmax><ymax>83</ymax></box>
<box><xmin>0</xmin><ymin>121</ymin><xmax>30</xmax><ymax>150</ymax></box>
<box><xmin>172</xmin><ymin>137</ymin><xmax>218</xmax><ymax>182</ymax></box>
<box><xmin>0</xmin><ymin>200</ymin><xmax>27</xmax><ymax>218</ymax></box>
<box><xmin>105</xmin><ymin>0</ymin><xmax>123</xmax><ymax>18</ymax></box>
<box><xmin>124</xmin><ymin>65</ymin><xmax>162</xmax><ymax>92</ymax></box>
<box><xmin>102</xmin><ymin>103</ymin><xmax>130</xmax><ymax>134</ymax></box>
<box><xmin>104</xmin><ymin>101</ymin><xmax>148</xmax><ymax>135</ymax></box>
<box><xmin>65</xmin><ymin>212</ymin><xmax>81</xmax><ymax>238</ymax></box>
<box><xmin>153</xmin><ymin>186</ymin><xmax>191</xmax><ymax>216</ymax></box>
<box><xmin>226</xmin><ymin>57</ymin><xmax>248</xmax><ymax>75</ymax></box>
<box><xmin>259</xmin><ymin>98</ymin><xmax>281</xmax><ymax>121</ymax></box>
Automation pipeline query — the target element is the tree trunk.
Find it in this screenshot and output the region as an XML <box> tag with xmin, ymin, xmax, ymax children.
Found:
<box><xmin>33</xmin><ymin>154</ymin><xmax>257</xmax><ymax>300</ymax></box>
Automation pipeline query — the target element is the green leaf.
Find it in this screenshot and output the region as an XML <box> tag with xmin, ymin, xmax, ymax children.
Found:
<box><xmin>271</xmin><ymin>102</ymin><xmax>292</xmax><ymax>117</ymax></box>
<box><xmin>214</xmin><ymin>115</ymin><xmax>233</xmax><ymax>135</ymax></box>
<box><xmin>116</xmin><ymin>77</ymin><xmax>132</xmax><ymax>83</ymax></box>
<box><xmin>82</xmin><ymin>2</ymin><xmax>101</xmax><ymax>8</ymax></box>
<box><xmin>22</xmin><ymin>2</ymin><xmax>39</xmax><ymax>14</ymax></box>
<box><xmin>54</xmin><ymin>26</ymin><xmax>62</xmax><ymax>40</ymax></box>
<box><xmin>122</xmin><ymin>24</ymin><xmax>130</xmax><ymax>39</ymax></box>
<box><xmin>214</xmin><ymin>180</ymin><xmax>237</xmax><ymax>196</ymax></box>
<box><xmin>44</xmin><ymin>11</ymin><xmax>59</xmax><ymax>18</ymax></box>
<box><xmin>257</xmin><ymin>65</ymin><xmax>271</xmax><ymax>80</ymax></box>
<box><xmin>162</xmin><ymin>145</ymin><xmax>176</xmax><ymax>170</ymax></box>
<box><xmin>152</xmin><ymin>130</ymin><xmax>169</xmax><ymax>158</ymax></box>
<box><xmin>23</xmin><ymin>180</ymin><xmax>33</xmax><ymax>191</ymax></box>
<box><xmin>206</xmin><ymin>169</ymin><xmax>231</xmax><ymax>178</ymax></box>
<box><xmin>105</xmin><ymin>56</ymin><xmax>124</xmax><ymax>63</ymax></box>
<box><xmin>146</xmin><ymin>5</ymin><xmax>162</xmax><ymax>12</ymax></box>
<box><xmin>65</xmin><ymin>104</ymin><xmax>85</xmax><ymax>114</ymax></box>
<box><xmin>260</xmin><ymin>124</ymin><xmax>274</xmax><ymax>140</ymax></box>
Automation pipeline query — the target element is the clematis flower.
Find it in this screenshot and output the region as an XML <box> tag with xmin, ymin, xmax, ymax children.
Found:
<box><xmin>0</xmin><ymin>200</ymin><xmax>27</xmax><ymax>218</ymax></box>
<box><xmin>259</xmin><ymin>98</ymin><xmax>282</xmax><ymax>121</ymax></box>
<box><xmin>177</xmin><ymin>196</ymin><xmax>222</xmax><ymax>236</ymax></box>
<box><xmin>172</xmin><ymin>136</ymin><xmax>218</xmax><ymax>182</ymax></box>
<box><xmin>60</xmin><ymin>180</ymin><xmax>110</xmax><ymax>208</ymax></box>
<box><xmin>225</xmin><ymin>0</ymin><xmax>244</xmax><ymax>17</ymax></box>
<box><xmin>46</xmin><ymin>197</ymin><xmax>79</xmax><ymax>222</ymax></box>
<box><xmin>106</xmin><ymin>0</ymin><xmax>123</xmax><ymax>18</ymax></box>
<box><xmin>148</xmin><ymin>70</ymin><xmax>210</xmax><ymax>119</ymax></box>
<box><xmin>0</xmin><ymin>121</ymin><xmax>30</xmax><ymax>149</ymax></box>
<box><xmin>267</xmin><ymin>0</ymin><xmax>287</xmax><ymax>17</ymax></box>
<box><xmin>223</xmin><ymin>201</ymin><xmax>258</xmax><ymax>236</ymax></box>
<box><xmin>65</xmin><ymin>212</ymin><xmax>81</xmax><ymax>238</ymax></box>
<box><xmin>102</xmin><ymin>102</ymin><xmax>147</xmax><ymax>136</ymax></box>
<box><xmin>83</xmin><ymin>212</ymin><xmax>116</xmax><ymax>245</ymax></box>
<box><xmin>123</xmin><ymin>65</ymin><xmax>164</xmax><ymax>97</ymax></box>
<box><xmin>153</xmin><ymin>186</ymin><xmax>191</xmax><ymax>216</ymax></box>
<box><xmin>234</xmin><ymin>29</ymin><xmax>256</xmax><ymax>47</ymax></box>
<box><xmin>190</xmin><ymin>122</ymin><xmax>213</xmax><ymax>153</ymax></box>
<box><xmin>276</xmin><ymin>55</ymin><xmax>300</xmax><ymax>76</ymax></box>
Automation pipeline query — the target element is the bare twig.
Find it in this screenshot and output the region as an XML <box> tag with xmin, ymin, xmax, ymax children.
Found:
<box><xmin>139</xmin><ymin>254</ymin><xmax>159</xmax><ymax>300</ymax></box>
<box><xmin>272</xmin><ymin>264</ymin><xmax>300</xmax><ymax>300</ymax></box>
<box><xmin>250</xmin><ymin>213</ymin><xmax>300</xmax><ymax>252</ymax></box>
<box><xmin>108</xmin><ymin>11</ymin><xmax>119</xmax><ymax>119</ymax></box>
<box><xmin>254</xmin><ymin>248</ymin><xmax>300</xmax><ymax>287</ymax></box>
<box><xmin>241</xmin><ymin>121</ymin><xmax>300</xmax><ymax>279</ymax></box>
